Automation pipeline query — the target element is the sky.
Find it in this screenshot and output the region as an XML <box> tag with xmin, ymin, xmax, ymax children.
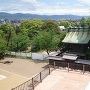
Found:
<box><xmin>0</xmin><ymin>0</ymin><xmax>90</xmax><ymax>16</ymax></box>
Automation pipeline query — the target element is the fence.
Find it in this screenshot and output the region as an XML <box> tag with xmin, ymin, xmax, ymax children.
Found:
<box><xmin>6</xmin><ymin>51</ymin><xmax>48</xmax><ymax>60</ymax></box>
<box><xmin>6</xmin><ymin>51</ymin><xmax>32</xmax><ymax>58</ymax></box>
<box><xmin>11</xmin><ymin>60</ymin><xmax>90</xmax><ymax>90</ymax></box>
<box><xmin>52</xmin><ymin>61</ymin><xmax>90</xmax><ymax>74</ymax></box>
<box><xmin>11</xmin><ymin>65</ymin><xmax>54</xmax><ymax>90</ymax></box>
<box><xmin>31</xmin><ymin>53</ymin><xmax>48</xmax><ymax>60</ymax></box>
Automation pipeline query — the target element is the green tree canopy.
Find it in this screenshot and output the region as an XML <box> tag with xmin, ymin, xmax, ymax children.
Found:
<box><xmin>10</xmin><ymin>33</ymin><xmax>30</xmax><ymax>52</ymax></box>
<box><xmin>71</xmin><ymin>22</ymin><xmax>77</xmax><ymax>27</ymax></box>
<box><xmin>28</xmin><ymin>19</ymin><xmax>43</xmax><ymax>38</ymax></box>
<box><xmin>0</xmin><ymin>30</ymin><xmax>6</xmax><ymax>59</ymax></box>
<box><xmin>0</xmin><ymin>39</ymin><xmax>6</xmax><ymax>53</ymax></box>
<box><xmin>60</xmin><ymin>20</ymin><xmax>70</xmax><ymax>28</ymax></box>
<box><xmin>80</xmin><ymin>17</ymin><xmax>86</xmax><ymax>27</ymax></box>
<box><xmin>32</xmin><ymin>31</ymin><xmax>61</xmax><ymax>55</ymax></box>
<box><xmin>0</xmin><ymin>24</ymin><xmax>15</xmax><ymax>47</ymax></box>
<box><xmin>86</xmin><ymin>18</ymin><xmax>90</xmax><ymax>26</ymax></box>
<box><xmin>20</xmin><ymin>19</ymin><xmax>43</xmax><ymax>39</ymax></box>
<box><xmin>41</xmin><ymin>20</ymin><xmax>60</xmax><ymax>34</ymax></box>
<box><xmin>20</xmin><ymin>20</ymin><xmax>32</xmax><ymax>29</ymax></box>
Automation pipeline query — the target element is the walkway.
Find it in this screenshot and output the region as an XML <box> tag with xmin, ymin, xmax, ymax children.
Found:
<box><xmin>35</xmin><ymin>69</ymin><xmax>90</xmax><ymax>90</ymax></box>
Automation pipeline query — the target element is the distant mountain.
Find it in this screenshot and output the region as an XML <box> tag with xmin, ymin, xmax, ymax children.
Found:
<box><xmin>0</xmin><ymin>12</ymin><xmax>89</xmax><ymax>20</ymax></box>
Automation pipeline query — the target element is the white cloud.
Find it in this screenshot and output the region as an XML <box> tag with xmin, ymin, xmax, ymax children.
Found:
<box><xmin>22</xmin><ymin>0</ymin><xmax>37</xmax><ymax>3</ymax></box>
<box><xmin>27</xmin><ymin>1</ymin><xmax>89</xmax><ymax>16</ymax></box>
<box><xmin>29</xmin><ymin>8</ymin><xmax>89</xmax><ymax>16</ymax></box>
<box><xmin>0</xmin><ymin>0</ymin><xmax>90</xmax><ymax>16</ymax></box>
<box><xmin>78</xmin><ymin>0</ymin><xmax>90</xmax><ymax>6</ymax></box>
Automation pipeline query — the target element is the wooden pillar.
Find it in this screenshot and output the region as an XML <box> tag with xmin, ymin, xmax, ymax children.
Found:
<box><xmin>32</xmin><ymin>78</ymin><xmax>34</xmax><ymax>90</ymax></box>
<box><xmin>83</xmin><ymin>65</ymin><xmax>85</xmax><ymax>74</ymax></box>
<box><xmin>54</xmin><ymin>61</ymin><xmax>55</xmax><ymax>69</ymax></box>
<box><xmin>89</xmin><ymin>65</ymin><xmax>90</xmax><ymax>72</ymax></box>
<box><xmin>49</xmin><ymin>66</ymin><xmax>50</xmax><ymax>75</ymax></box>
<box><xmin>68</xmin><ymin>63</ymin><xmax>69</xmax><ymax>72</ymax></box>
<box><xmin>40</xmin><ymin>72</ymin><xmax>42</xmax><ymax>82</ymax></box>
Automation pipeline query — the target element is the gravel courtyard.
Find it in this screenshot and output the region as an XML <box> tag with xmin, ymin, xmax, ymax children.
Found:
<box><xmin>0</xmin><ymin>57</ymin><xmax>48</xmax><ymax>90</ymax></box>
<box><xmin>0</xmin><ymin>57</ymin><xmax>48</xmax><ymax>78</ymax></box>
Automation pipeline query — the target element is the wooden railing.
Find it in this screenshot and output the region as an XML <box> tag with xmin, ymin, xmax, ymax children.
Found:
<box><xmin>52</xmin><ymin>61</ymin><xmax>90</xmax><ymax>74</ymax></box>
<box><xmin>12</xmin><ymin>61</ymin><xmax>90</xmax><ymax>90</ymax></box>
<box><xmin>11</xmin><ymin>65</ymin><xmax>54</xmax><ymax>90</ymax></box>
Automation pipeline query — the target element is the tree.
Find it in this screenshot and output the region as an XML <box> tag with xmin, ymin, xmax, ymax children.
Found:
<box><xmin>20</xmin><ymin>20</ymin><xmax>32</xmax><ymax>29</ymax></box>
<box><xmin>58</xmin><ymin>32</ymin><xmax>66</xmax><ymax>49</ymax></box>
<box><xmin>32</xmin><ymin>31</ymin><xmax>60</xmax><ymax>55</ymax></box>
<box><xmin>71</xmin><ymin>22</ymin><xmax>77</xmax><ymax>27</ymax></box>
<box><xmin>60</xmin><ymin>20</ymin><xmax>70</xmax><ymax>28</ymax></box>
<box><xmin>20</xmin><ymin>20</ymin><xmax>31</xmax><ymax>37</ymax></box>
<box><xmin>41</xmin><ymin>20</ymin><xmax>60</xmax><ymax>34</ymax></box>
<box><xmin>20</xmin><ymin>19</ymin><xmax>43</xmax><ymax>39</ymax></box>
<box><xmin>0</xmin><ymin>30</ymin><xmax>6</xmax><ymax>59</ymax></box>
<box><xmin>10</xmin><ymin>33</ymin><xmax>30</xmax><ymax>52</ymax></box>
<box><xmin>80</xmin><ymin>17</ymin><xmax>86</xmax><ymax>27</ymax></box>
<box><xmin>28</xmin><ymin>19</ymin><xmax>43</xmax><ymax>38</ymax></box>
<box><xmin>0</xmin><ymin>24</ymin><xmax>15</xmax><ymax>48</ymax></box>
<box><xmin>0</xmin><ymin>39</ymin><xmax>6</xmax><ymax>53</ymax></box>
<box><xmin>31</xmin><ymin>19</ymin><xmax>43</xmax><ymax>31</ymax></box>
<box><xmin>86</xmin><ymin>18</ymin><xmax>90</xmax><ymax>26</ymax></box>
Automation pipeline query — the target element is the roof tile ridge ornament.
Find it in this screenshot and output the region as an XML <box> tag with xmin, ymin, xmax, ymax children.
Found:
<box><xmin>67</xmin><ymin>26</ymin><xmax>90</xmax><ymax>32</ymax></box>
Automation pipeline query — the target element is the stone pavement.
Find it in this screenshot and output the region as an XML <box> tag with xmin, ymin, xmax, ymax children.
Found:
<box><xmin>35</xmin><ymin>69</ymin><xmax>90</xmax><ymax>90</ymax></box>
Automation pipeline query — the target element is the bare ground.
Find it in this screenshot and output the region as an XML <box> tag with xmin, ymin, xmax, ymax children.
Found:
<box><xmin>0</xmin><ymin>57</ymin><xmax>48</xmax><ymax>78</ymax></box>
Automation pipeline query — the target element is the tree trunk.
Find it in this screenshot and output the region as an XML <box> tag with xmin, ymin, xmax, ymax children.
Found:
<box><xmin>47</xmin><ymin>49</ymin><xmax>49</xmax><ymax>55</ymax></box>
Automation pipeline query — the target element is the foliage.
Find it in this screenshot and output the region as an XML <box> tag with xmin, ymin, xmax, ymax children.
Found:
<box><xmin>0</xmin><ymin>30</ymin><xmax>7</xmax><ymax>59</ymax></box>
<box><xmin>31</xmin><ymin>35</ymin><xmax>41</xmax><ymax>52</ymax></box>
<box><xmin>0</xmin><ymin>38</ymin><xmax>6</xmax><ymax>53</ymax></box>
<box><xmin>58</xmin><ymin>32</ymin><xmax>66</xmax><ymax>48</ymax></box>
<box><xmin>60</xmin><ymin>20</ymin><xmax>70</xmax><ymax>28</ymax></box>
<box><xmin>9</xmin><ymin>33</ymin><xmax>30</xmax><ymax>52</ymax></box>
<box><xmin>0</xmin><ymin>24</ymin><xmax>15</xmax><ymax>47</ymax></box>
<box><xmin>20</xmin><ymin>20</ymin><xmax>32</xmax><ymax>29</ymax></box>
<box><xmin>0</xmin><ymin>30</ymin><xmax>7</xmax><ymax>53</ymax></box>
<box><xmin>20</xmin><ymin>19</ymin><xmax>43</xmax><ymax>39</ymax></box>
<box><xmin>28</xmin><ymin>19</ymin><xmax>43</xmax><ymax>38</ymax></box>
<box><xmin>0</xmin><ymin>19</ymin><xmax>67</xmax><ymax>55</ymax></box>
<box><xmin>41</xmin><ymin>20</ymin><xmax>60</xmax><ymax>34</ymax></box>
<box><xmin>32</xmin><ymin>31</ymin><xmax>62</xmax><ymax>55</ymax></box>
<box><xmin>71</xmin><ymin>22</ymin><xmax>77</xmax><ymax>27</ymax></box>
<box><xmin>80</xmin><ymin>17</ymin><xmax>86</xmax><ymax>27</ymax></box>
<box><xmin>86</xmin><ymin>18</ymin><xmax>90</xmax><ymax>26</ymax></box>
